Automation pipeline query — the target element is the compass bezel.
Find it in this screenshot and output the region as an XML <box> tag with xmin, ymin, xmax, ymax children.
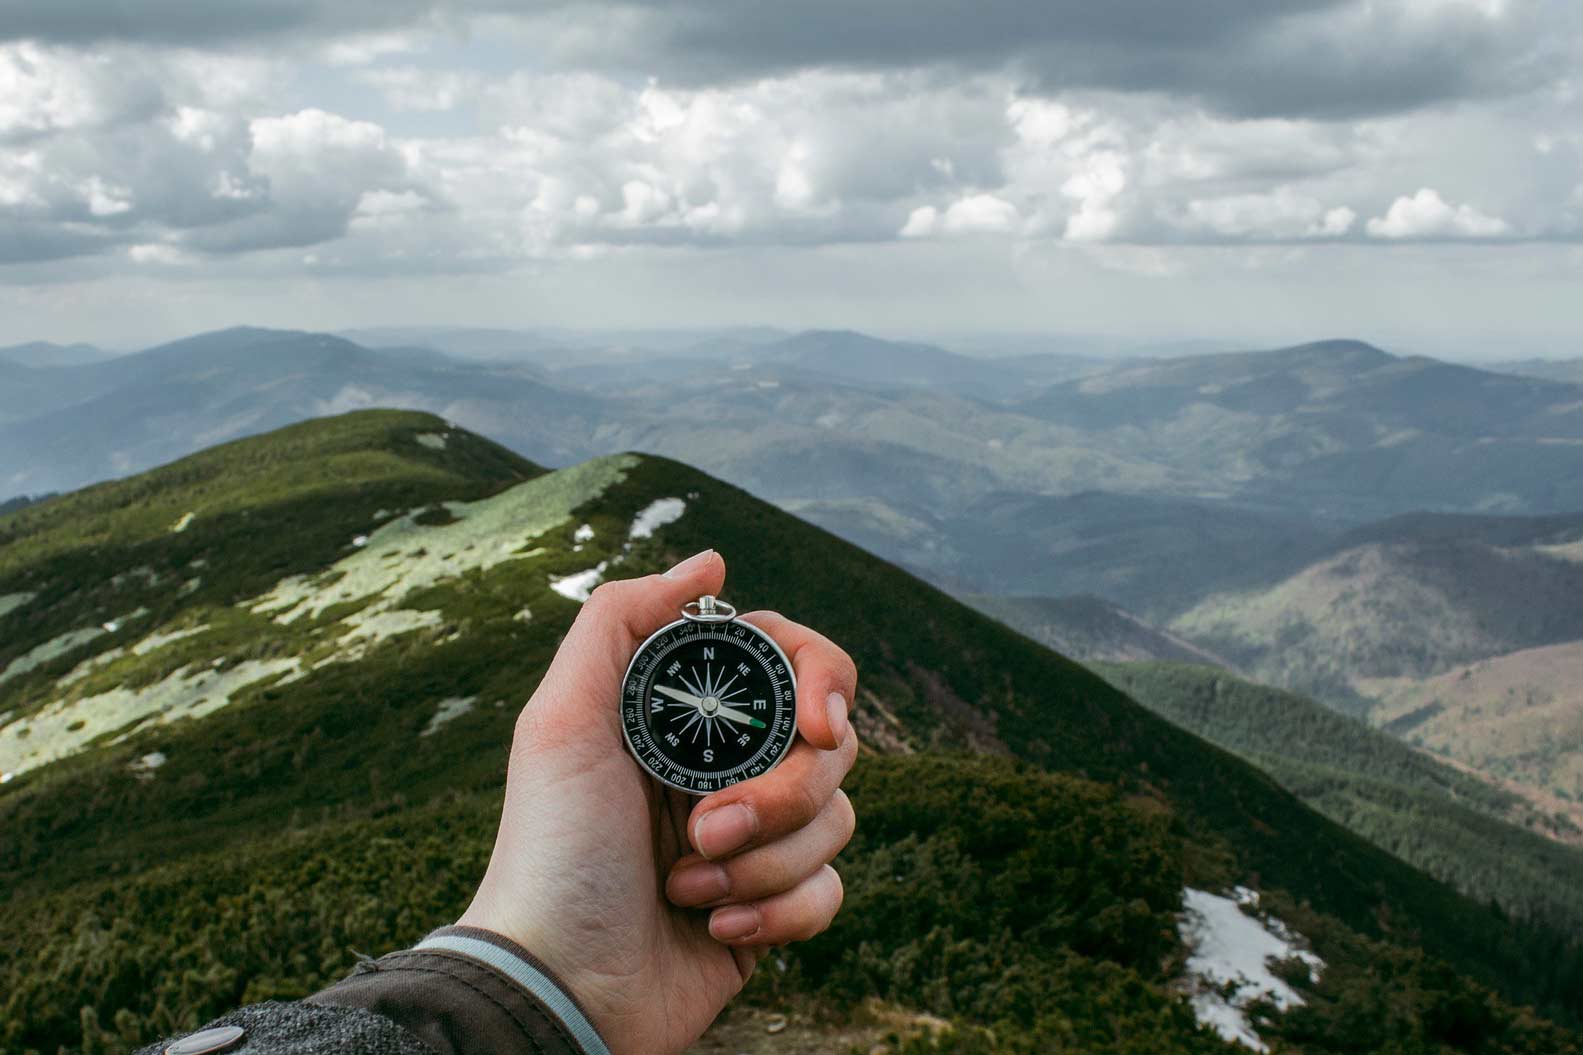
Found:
<box><xmin>620</xmin><ymin>615</ymin><xmax>798</xmax><ymax>795</ymax></box>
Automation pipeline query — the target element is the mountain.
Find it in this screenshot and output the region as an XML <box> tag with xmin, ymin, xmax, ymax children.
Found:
<box><xmin>1018</xmin><ymin>339</ymin><xmax>1583</xmax><ymax>522</ymax></box>
<box><xmin>969</xmin><ymin>594</ymin><xmax>1231</xmax><ymax>665</ymax></box>
<box><xmin>10</xmin><ymin>327</ymin><xmax>1583</xmax><ymax>711</ymax></box>
<box><xmin>1167</xmin><ymin>510</ymin><xmax>1583</xmax><ymax>817</ymax></box>
<box><xmin>1367</xmin><ymin>641</ymin><xmax>1583</xmax><ymax>815</ymax></box>
<box><xmin>1096</xmin><ymin>662</ymin><xmax>1583</xmax><ymax>919</ymax></box>
<box><xmin>1170</xmin><ymin>511</ymin><xmax>1583</xmax><ymax>706</ymax></box>
<box><xmin>0</xmin><ymin>326</ymin><xmax>604</xmax><ymax>497</ymax></box>
<box><xmin>1492</xmin><ymin>359</ymin><xmax>1583</xmax><ymax>385</ymax></box>
<box><xmin>0</xmin><ymin>341</ymin><xmax>111</xmax><ymax>368</ymax></box>
<box><xmin>3</xmin><ymin>411</ymin><xmax>1582</xmax><ymax>1055</ymax></box>
<box><xmin>741</xmin><ymin>329</ymin><xmax>1045</xmax><ymax>399</ymax></box>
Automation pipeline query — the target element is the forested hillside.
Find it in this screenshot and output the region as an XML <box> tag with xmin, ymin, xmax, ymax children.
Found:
<box><xmin>3</xmin><ymin>412</ymin><xmax>1582</xmax><ymax>1054</ymax></box>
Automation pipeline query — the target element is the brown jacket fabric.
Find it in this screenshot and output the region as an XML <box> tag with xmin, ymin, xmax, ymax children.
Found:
<box><xmin>138</xmin><ymin>927</ymin><xmax>605</xmax><ymax>1055</ymax></box>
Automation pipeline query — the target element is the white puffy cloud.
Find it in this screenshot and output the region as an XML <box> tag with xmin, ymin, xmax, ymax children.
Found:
<box><xmin>1365</xmin><ymin>187</ymin><xmax>1512</xmax><ymax>238</ymax></box>
<box><xmin>1180</xmin><ymin>188</ymin><xmax>1357</xmax><ymax>240</ymax></box>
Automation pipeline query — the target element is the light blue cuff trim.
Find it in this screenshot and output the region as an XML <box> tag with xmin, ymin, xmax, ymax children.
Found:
<box><xmin>413</xmin><ymin>934</ymin><xmax>612</xmax><ymax>1055</ymax></box>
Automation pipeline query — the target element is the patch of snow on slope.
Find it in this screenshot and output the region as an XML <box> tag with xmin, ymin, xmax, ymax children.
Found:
<box><xmin>1177</xmin><ymin>887</ymin><xmax>1323</xmax><ymax>1052</ymax></box>
<box><xmin>574</xmin><ymin>524</ymin><xmax>595</xmax><ymax>542</ymax></box>
<box><xmin>0</xmin><ymin>627</ymin><xmax>108</xmax><ymax>688</ymax></box>
<box><xmin>171</xmin><ymin>512</ymin><xmax>195</xmax><ymax>533</ymax></box>
<box><xmin>0</xmin><ymin>659</ymin><xmax>302</xmax><ymax>779</ymax></box>
<box><xmin>551</xmin><ymin>563</ymin><xmax>608</xmax><ymax>602</ymax></box>
<box><xmin>0</xmin><ymin>592</ymin><xmax>36</xmax><ymax>619</ymax></box>
<box><xmin>415</xmin><ymin>432</ymin><xmax>448</xmax><ymax>450</ymax></box>
<box><xmin>130</xmin><ymin>751</ymin><xmax>167</xmax><ymax>780</ymax></box>
<box><xmin>421</xmin><ymin>696</ymin><xmax>476</xmax><ymax>737</ymax></box>
<box><xmin>132</xmin><ymin>624</ymin><xmax>211</xmax><ymax>656</ymax></box>
<box><xmin>630</xmin><ymin>498</ymin><xmax>685</xmax><ymax>540</ymax></box>
<box><xmin>250</xmin><ymin>455</ymin><xmax>638</xmax><ymax>624</ymax></box>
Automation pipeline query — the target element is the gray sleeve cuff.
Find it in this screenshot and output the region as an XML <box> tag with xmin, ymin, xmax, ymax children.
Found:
<box><xmin>310</xmin><ymin>925</ymin><xmax>612</xmax><ymax>1055</ymax></box>
<box><xmin>410</xmin><ymin>928</ymin><xmax>612</xmax><ymax>1055</ymax></box>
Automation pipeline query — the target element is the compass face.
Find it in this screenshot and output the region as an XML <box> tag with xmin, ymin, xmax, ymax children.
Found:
<box><xmin>621</xmin><ymin>618</ymin><xmax>797</xmax><ymax>795</ymax></box>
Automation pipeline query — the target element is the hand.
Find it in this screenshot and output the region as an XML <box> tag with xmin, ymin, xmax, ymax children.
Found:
<box><xmin>457</xmin><ymin>550</ymin><xmax>860</xmax><ymax>1055</ymax></box>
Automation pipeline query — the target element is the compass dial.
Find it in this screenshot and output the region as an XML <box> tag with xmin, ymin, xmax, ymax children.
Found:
<box><xmin>621</xmin><ymin>617</ymin><xmax>797</xmax><ymax>795</ymax></box>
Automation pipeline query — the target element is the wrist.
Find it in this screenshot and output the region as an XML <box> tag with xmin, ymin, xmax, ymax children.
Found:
<box><xmin>416</xmin><ymin>926</ymin><xmax>614</xmax><ymax>1055</ymax></box>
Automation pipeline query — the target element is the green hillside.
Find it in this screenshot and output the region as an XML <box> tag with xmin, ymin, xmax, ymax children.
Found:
<box><xmin>3</xmin><ymin>411</ymin><xmax>1582</xmax><ymax>1054</ymax></box>
<box><xmin>1094</xmin><ymin>662</ymin><xmax>1583</xmax><ymax>931</ymax></box>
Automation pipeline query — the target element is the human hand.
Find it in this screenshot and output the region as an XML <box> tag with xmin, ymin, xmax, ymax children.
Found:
<box><xmin>457</xmin><ymin>550</ymin><xmax>859</xmax><ymax>1055</ymax></box>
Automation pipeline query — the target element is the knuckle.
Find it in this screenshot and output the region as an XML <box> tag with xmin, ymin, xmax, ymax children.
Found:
<box><xmin>787</xmin><ymin>781</ymin><xmax>823</xmax><ymax>831</ymax></box>
<box><xmin>832</xmin><ymin>789</ymin><xmax>857</xmax><ymax>845</ymax></box>
<box><xmin>583</xmin><ymin>580</ymin><xmax>627</xmax><ymax>610</ymax></box>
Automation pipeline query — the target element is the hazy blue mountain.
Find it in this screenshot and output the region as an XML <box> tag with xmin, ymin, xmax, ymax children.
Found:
<box><xmin>969</xmin><ymin>593</ymin><xmax>1232</xmax><ymax>665</ymax></box>
<box><xmin>0</xmin><ymin>341</ymin><xmax>111</xmax><ymax>368</ymax></box>
<box><xmin>1019</xmin><ymin>339</ymin><xmax>1583</xmax><ymax>521</ymax></box>
<box><xmin>0</xmin><ymin>327</ymin><xmax>604</xmax><ymax>496</ymax></box>
<box><xmin>1490</xmin><ymin>358</ymin><xmax>1583</xmax><ymax>385</ymax></box>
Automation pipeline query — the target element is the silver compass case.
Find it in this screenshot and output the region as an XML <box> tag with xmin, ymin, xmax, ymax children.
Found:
<box><xmin>620</xmin><ymin>595</ymin><xmax>798</xmax><ymax>795</ymax></box>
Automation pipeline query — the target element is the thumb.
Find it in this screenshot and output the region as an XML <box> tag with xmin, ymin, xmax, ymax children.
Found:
<box><xmin>533</xmin><ymin>549</ymin><xmax>728</xmax><ymax>728</ymax></box>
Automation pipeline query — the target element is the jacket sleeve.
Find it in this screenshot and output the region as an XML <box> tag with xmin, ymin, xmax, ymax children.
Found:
<box><xmin>135</xmin><ymin>926</ymin><xmax>613</xmax><ymax>1055</ymax></box>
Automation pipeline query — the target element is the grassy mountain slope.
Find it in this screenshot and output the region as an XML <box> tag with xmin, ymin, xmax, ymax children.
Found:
<box><xmin>1095</xmin><ymin>662</ymin><xmax>1583</xmax><ymax>926</ymax></box>
<box><xmin>3</xmin><ymin>412</ymin><xmax>1582</xmax><ymax>1053</ymax></box>
<box><xmin>1365</xmin><ymin>640</ymin><xmax>1583</xmax><ymax>808</ymax></box>
<box><xmin>1170</xmin><ymin>519</ymin><xmax>1583</xmax><ymax>712</ymax></box>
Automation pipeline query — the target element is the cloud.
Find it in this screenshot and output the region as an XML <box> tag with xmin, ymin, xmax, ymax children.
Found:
<box><xmin>1365</xmin><ymin>187</ymin><xmax>1512</xmax><ymax>238</ymax></box>
<box><xmin>1179</xmin><ymin>188</ymin><xmax>1357</xmax><ymax>240</ymax></box>
<box><xmin>1</xmin><ymin>0</ymin><xmax>1570</xmax><ymax>121</ymax></box>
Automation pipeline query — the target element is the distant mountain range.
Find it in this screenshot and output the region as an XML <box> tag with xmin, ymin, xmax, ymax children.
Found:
<box><xmin>0</xmin><ymin>341</ymin><xmax>114</xmax><ymax>369</ymax></box>
<box><xmin>8</xmin><ymin>324</ymin><xmax>1583</xmax><ymax>822</ymax></box>
<box><xmin>4</xmin><ymin>411</ymin><xmax>1582</xmax><ymax>1053</ymax></box>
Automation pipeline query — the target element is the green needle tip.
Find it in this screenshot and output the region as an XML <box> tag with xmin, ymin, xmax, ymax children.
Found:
<box><xmin>750</xmin><ymin>718</ymin><xmax>766</xmax><ymax>729</ymax></box>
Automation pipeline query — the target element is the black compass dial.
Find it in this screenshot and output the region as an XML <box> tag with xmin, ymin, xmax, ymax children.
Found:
<box><xmin>621</xmin><ymin>618</ymin><xmax>797</xmax><ymax>795</ymax></box>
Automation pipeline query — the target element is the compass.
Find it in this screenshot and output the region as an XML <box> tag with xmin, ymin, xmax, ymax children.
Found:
<box><xmin>620</xmin><ymin>595</ymin><xmax>798</xmax><ymax>795</ymax></box>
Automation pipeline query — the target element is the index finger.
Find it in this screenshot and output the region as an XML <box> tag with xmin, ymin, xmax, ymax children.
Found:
<box><xmin>738</xmin><ymin>610</ymin><xmax>857</xmax><ymax>751</ymax></box>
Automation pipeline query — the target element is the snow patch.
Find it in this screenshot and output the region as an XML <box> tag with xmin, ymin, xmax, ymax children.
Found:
<box><xmin>0</xmin><ymin>771</ymin><xmax>13</xmax><ymax>784</ymax></box>
<box><xmin>0</xmin><ymin>627</ymin><xmax>108</xmax><ymax>688</ymax></box>
<box><xmin>170</xmin><ymin>512</ymin><xmax>195</xmax><ymax>533</ymax></box>
<box><xmin>421</xmin><ymin>696</ymin><xmax>476</xmax><ymax>737</ymax></box>
<box><xmin>415</xmin><ymin>432</ymin><xmax>448</xmax><ymax>450</ymax></box>
<box><xmin>574</xmin><ymin>523</ymin><xmax>595</xmax><ymax>542</ymax></box>
<box><xmin>630</xmin><ymin>497</ymin><xmax>685</xmax><ymax>540</ymax></box>
<box><xmin>551</xmin><ymin>563</ymin><xmax>608</xmax><ymax>602</ymax></box>
<box><xmin>0</xmin><ymin>659</ymin><xmax>302</xmax><ymax>779</ymax></box>
<box><xmin>130</xmin><ymin>751</ymin><xmax>167</xmax><ymax>779</ymax></box>
<box><xmin>133</xmin><ymin>624</ymin><xmax>211</xmax><ymax>656</ymax></box>
<box><xmin>0</xmin><ymin>592</ymin><xmax>36</xmax><ymax>619</ymax></box>
<box><xmin>250</xmin><ymin>455</ymin><xmax>637</xmax><ymax>625</ymax></box>
<box><xmin>1177</xmin><ymin>887</ymin><xmax>1323</xmax><ymax>1052</ymax></box>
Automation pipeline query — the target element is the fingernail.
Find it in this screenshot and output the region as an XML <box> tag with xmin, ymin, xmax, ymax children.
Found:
<box><xmin>668</xmin><ymin>864</ymin><xmax>730</xmax><ymax>907</ymax></box>
<box><xmin>826</xmin><ymin>691</ymin><xmax>850</xmax><ymax>744</ymax></box>
<box><xmin>709</xmin><ymin>905</ymin><xmax>760</xmax><ymax>942</ymax></box>
<box><xmin>663</xmin><ymin>549</ymin><xmax>714</xmax><ymax>580</ymax></box>
<box><xmin>695</xmin><ymin>803</ymin><xmax>756</xmax><ymax>859</ymax></box>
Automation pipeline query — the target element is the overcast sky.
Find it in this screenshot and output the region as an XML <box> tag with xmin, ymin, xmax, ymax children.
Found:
<box><xmin>2</xmin><ymin>0</ymin><xmax>1580</xmax><ymax>353</ymax></box>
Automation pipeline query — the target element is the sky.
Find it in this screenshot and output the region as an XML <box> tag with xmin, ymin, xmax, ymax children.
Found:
<box><xmin>1</xmin><ymin>0</ymin><xmax>1581</xmax><ymax>354</ymax></box>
